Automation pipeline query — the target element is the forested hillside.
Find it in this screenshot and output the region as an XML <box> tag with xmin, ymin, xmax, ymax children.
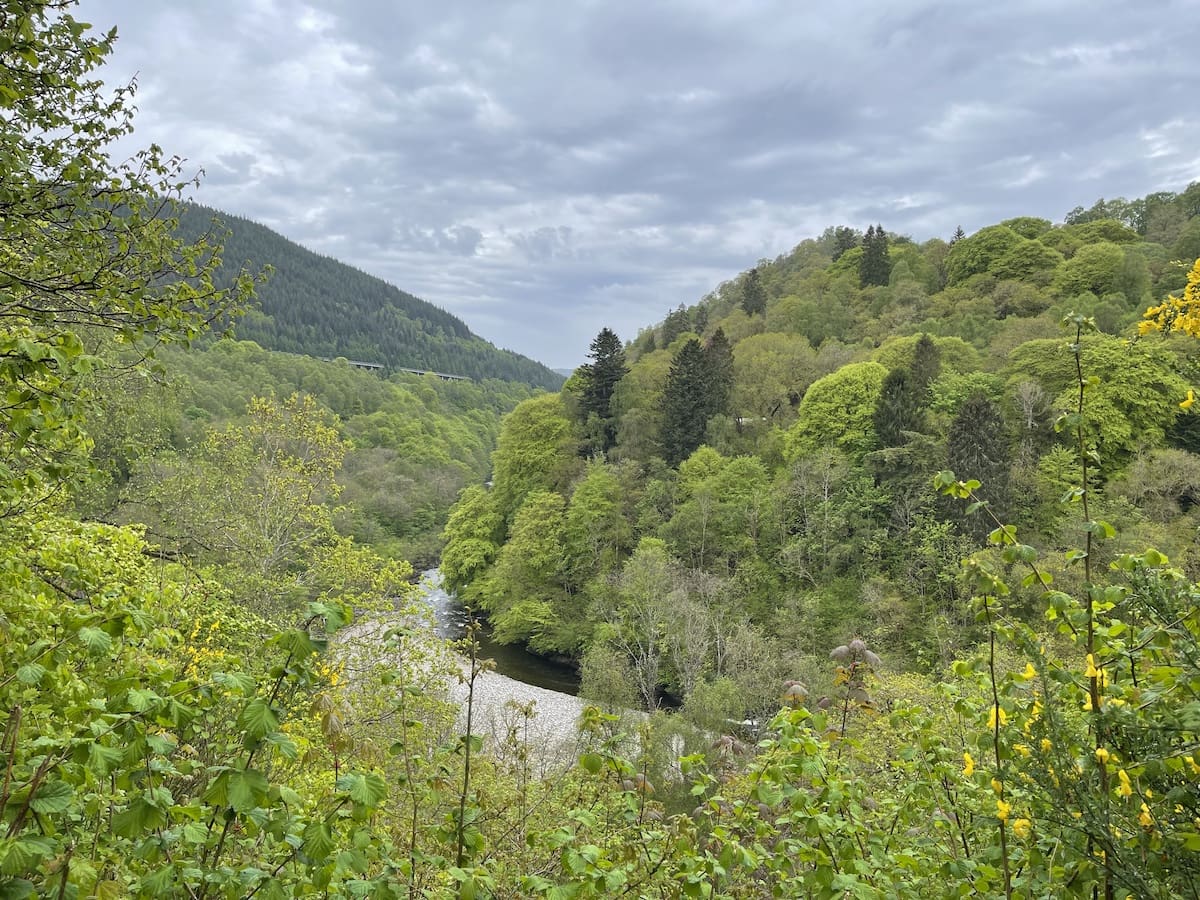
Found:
<box><xmin>76</xmin><ymin>339</ymin><xmax>534</xmax><ymax>566</ymax></box>
<box><xmin>443</xmin><ymin>185</ymin><xmax>1200</xmax><ymax>734</ymax></box>
<box><xmin>175</xmin><ymin>204</ymin><xmax>564</xmax><ymax>389</ymax></box>
<box><xmin>5</xmin><ymin>3</ymin><xmax>1200</xmax><ymax>896</ymax></box>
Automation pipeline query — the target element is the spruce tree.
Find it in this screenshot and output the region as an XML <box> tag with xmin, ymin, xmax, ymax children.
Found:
<box><xmin>704</xmin><ymin>327</ymin><xmax>734</xmax><ymax>418</ymax></box>
<box><xmin>950</xmin><ymin>225</ymin><xmax>966</xmax><ymax>245</ymax></box>
<box><xmin>859</xmin><ymin>224</ymin><xmax>892</xmax><ymax>287</ymax></box>
<box><xmin>661</xmin><ymin>305</ymin><xmax>690</xmax><ymax>346</ymax></box>
<box><xmin>831</xmin><ymin>226</ymin><xmax>860</xmax><ymax>262</ymax></box>
<box><xmin>741</xmin><ymin>268</ymin><xmax>767</xmax><ymax>316</ymax></box>
<box><xmin>661</xmin><ymin>339</ymin><xmax>711</xmax><ymax>465</ymax></box>
<box><xmin>872</xmin><ymin>368</ymin><xmax>923</xmax><ymax>448</ymax></box>
<box><xmin>579</xmin><ymin>327</ymin><xmax>628</xmax><ymax>453</ymax></box>
<box><xmin>910</xmin><ymin>333</ymin><xmax>942</xmax><ymax>393</ymax></box>
<box><xmin>945</xmin><ymin>392</ymin><xmax>1011</xmax><ymax>538</ymax></box>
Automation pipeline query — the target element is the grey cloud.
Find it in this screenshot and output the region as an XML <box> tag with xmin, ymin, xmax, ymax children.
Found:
<box><xmin>79</xmin><ymin>0</ymin><xmax>1200</xmax><ymax>367</ymax></box>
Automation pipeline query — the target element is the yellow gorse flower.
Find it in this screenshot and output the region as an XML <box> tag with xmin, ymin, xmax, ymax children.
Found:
<box><xmin>962</xmin><ymin>752</ymin><xmax>975</xmax><ymax>777</ymax></box>
<box><xmin>1116</xmin><ymin>769</ymin><xmax>1133</xmax><ymax>799</ymax></box>
<box><xmin>1084</xmin><ymin>654</ymin><xmax>1101</xmax><ymax>679</ymax></box>
<box><xmin>1182</xmin><ymin>389</ymin><xmax>1196</xmax><ymax>410</ymax></box>
<box><xmin>1012</xmin><ymin>818</ymin><xmax>1031</xmax><ymax>839</ymax></box>
<box><xmin>1095</xmin><ymin>747</ymin><xmax>1110</xmax><ymax>765</ymax></box>
<box><xmin>1021</xmin><ymin>662</ymin><xmax>1036</xmax><ymax>680</ymax></box>
<box><xmin>996</xmin><ymin>799</ymin><xmax>1011</xmax><ymax>822</ymax></box>
<box><xmin>988</xmin><ymin>704</ymin><xmax>1007</xmax><ymax>728</ymax></box>
<box><xmin>1041</xmin><ymin>738</ymin><xmax>1052</xmax><ymax>753</ymax></box>
<box><xmin>1139</xmin><ymin>803</ymin><xmax>1154</xmax><ymax>828</ymax></box>
<box><xmin>991</xmin><ymin>777</ymin><xmax>1003</xmax><ymax>794</ymax></box>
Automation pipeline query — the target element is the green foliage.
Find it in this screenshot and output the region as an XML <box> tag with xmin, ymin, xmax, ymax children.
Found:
<box><xmin>1053</xmin><ymin>241</ymin><xmax>1128</xmax><ymax>298</ymax></box>
<box><xmin>490</xmin><ymin>393</ymin><xmax>580</xmax><ymax>522</ymax></box>
<box><xmin>946</xmin><ymin>225</ymin><xmax>1023</xmax><ymax>284</ymax></box>
<box><xmin>785</xmin><ymin>361</ymin><xmax>888</xmax><ymax>461</ymax></box>
<box><xmin>1006</xmin><ymin>334</ymin><xmax>1188</xmax><ymax>467</ymax></box>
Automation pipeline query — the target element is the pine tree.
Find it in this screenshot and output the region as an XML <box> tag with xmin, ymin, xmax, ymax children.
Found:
<box><xmin>661</xmin><ymin>339</ymin><xmax>711</xmax><ymax>465</ymax></box>
<box><xmin>578</xmin><ymin>328</ymin><xmax>628</xmax><ymax>454</ymax></box>
<box><xmin>831</xmin><ymin>226</ymin><xmax>860</xmax><ymax>262</ymax></box>
<box><xmin>872</xmin><ymin>368</ymin><xmax>923</xmax><ymax>448</ymax></box>
<box><xmin>859</xmin><ymin>224</ymin><xmax>892</xmax><ymax>287</ymax></box>
<box><xmin>950</xmin><ymin>225</ymin><xmax>966</xmax><ymax>245</ymax></box>
<box><xmin>704</xmin><ymin>327</ymin><xmax>734</xmax><ymax>418</ymax></box>
<box><xmin>661</xmin><ymin>305</ymin><xmax>690</xmax><ymax>346</ymax></box>
<box><xmin>910</xmin><ymin>333</ymin><xmax>942</xmax><ymax>393</ymax></box>
<box><xmin>741</xmin><ymin>268</ymin><xmax>767</xmax><ymax>316</ymax></box>
<box><xmin>945</xmin><ymin>392</ymin><xmax>1011</xmax><ymax>538</ymax></box>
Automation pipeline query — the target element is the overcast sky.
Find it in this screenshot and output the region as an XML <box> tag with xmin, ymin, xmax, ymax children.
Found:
<box><xmin>79</xmin><ymin>0</ymin><xmax>1200</xmax><ymax>369</ymax></box>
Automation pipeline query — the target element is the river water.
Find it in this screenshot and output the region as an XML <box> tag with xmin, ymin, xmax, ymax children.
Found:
<box><xmin>419</xmin><ymin>570</ymin><xmax>581</xmax><ymax>696</ymax></box>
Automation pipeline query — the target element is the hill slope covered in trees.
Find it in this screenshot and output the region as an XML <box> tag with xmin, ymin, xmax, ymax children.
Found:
<box><xmin>444</xmin><ymin>182</ymin><xmax>1200</xmax><ymax>700</ymax></box>
<box><xmin>175</xmin><ymin>203</ymin><xmax>564</xmax><ymax>389</ymax></box>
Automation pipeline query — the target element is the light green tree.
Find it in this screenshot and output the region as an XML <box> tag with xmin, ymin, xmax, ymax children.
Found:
<box><xmin>783</xmin><ymin>361</ymin><xmax>888</xmax><ymax>461</ymax></box>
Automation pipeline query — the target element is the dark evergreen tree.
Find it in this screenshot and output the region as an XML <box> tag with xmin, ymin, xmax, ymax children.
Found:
<box><xmin>945</xmin><ymin>392</ymin><xmax>1011</xmax><ymax>539</ymax></box>
<box><xmin>950</xmin><ymin>225</ymin><xmax>966</xmax><ymax>245</ymax></box>
<box><xmin>692</xmin><ymin>304</ymin><xmax>709</xmax><ymax>335</ymax></box>
<box><xmin>704</xmin><ymin>327</ymin><xmax>734</xmax><ymax>418</ymax></box>
<box><xmin>859</xmin><ymin>224</ymin><xmax>891</xmax><ymax>287</ymax></box>
<box><xmin>910</xmin><ymin>333</ymin><xmax>942</xmax><ymax>393</ymax></box>
<box><xmin>831</xmin><ymin>226</ymin><xmax>860</xmax><ymax>262</ymax></box>
<box><xmin>578</xmin><ymin>327</ymin><xmax>627</xmax><ymax>454</ymax></box>
<box><xmin>661</xmin><ymin>339</ymin><xmax>711</xmax><ymax>465</ymax></box>
<box><xmin>741</xmin><ymin>268</ymin><xmax>767</xmax><ymax>316</ymax></box>
<box><xmin>872</xmin><ymin>368</ymin><xmax>923</xmax><ymax>448</ymax></box>
<box><xmin>661</xmin><ymin>305</ymin><xmax>690</xmax><ymax>346</ymax></box>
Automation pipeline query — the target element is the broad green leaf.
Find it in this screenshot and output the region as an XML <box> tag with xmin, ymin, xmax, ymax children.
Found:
<box><xmin>28</xmin><ymin>780</ymin><xmax>72</xmax><ymax>814</ymax></box>
<box><xmin>336</xmin><ymin>772</ymin><xmax>388</xmax><ymax>809</ymax></box>
<box><xmin>238</xmin><ymin>698</ymin><xmax>279</xmax><ymax>741</ymax></box>
<box><xmin>76</xmin><ymin>625</ymin><xmax>112</xmax><ymax>654</ymax></box>
<box><xmin>302</xmin><ymin>822</ymin><xmax>335</xmax><ymax>861</ymax></box>
<box><xmin>579</xmin><ymin>753</ymin><xmax>603</xmax><ymax>775</ymax></box>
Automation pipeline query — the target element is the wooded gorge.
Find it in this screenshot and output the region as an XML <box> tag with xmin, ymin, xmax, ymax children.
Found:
<box><xmin>3</xmin><ymin>2</ymin><xmax>1199</xmax><ymax>897</ymax></box>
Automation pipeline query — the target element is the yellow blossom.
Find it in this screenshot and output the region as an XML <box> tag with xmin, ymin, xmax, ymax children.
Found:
<box><xmin>1186</xmin><ymin>755</ymin><xmax>1200</xmax><ymax>775</ymax></box>
<box><xmin>1014</xmin><ymin>744</ymin><xmax>1031</xmax><ymax>758</ymax></box>
<box><xmin>1021</xmin><ymin>662</ymin><xmax>1036</xmax><ymax>680</ymax></box>
<box><xmin>1095</xmin><ymin>747</ymin><xmax>1110</xmax><ymax>765</ymax></box>
<box><xmin>1139</xmin><ymin>803</ymin><xmax>1154</xmax><ymax>828</ymax></box>
<box><xmin>1116</xmin><ymin>769</ymin><xmax>1133</xmax><ymax>799</ymax></box>
<box><xmin>996</xmin><ymin>799</ymin><xmax>1011</xmax><ymax>822</ymax></box>
<box><xmin>988</xmin><ymin>705</ymin><xmax>1008</xmax><ymax>728</ymax></box>
<box><xmin>1182</xmin><ymin>389</ymin><xmax>1196</xmax><ymax>410</ymax></box>
<box><xmin>1041</xmin><ymin>738</ymin><xmax>1052</xmax><ymax>753</ymax></box>
<box><xmin>1084</xmin><ymin>654</ymin><xmax>1101</xmax><ymax>679</ymax></box>
<box><xmin>1012</xmin><ymin>818</ymin><xmax>1032</xmax><ymax>839</ymax></box>
<box><xmin>991</xmin><ymin>777</ymin><xmax>1003</xmax><ymax>794</ymax></box>
<box><xmin>962</xmin><ymin>752</ymin><xmax>975</xmax><ymax>777</ymax></box>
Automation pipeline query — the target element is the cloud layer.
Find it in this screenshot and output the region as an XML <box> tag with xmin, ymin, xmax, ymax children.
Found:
<box><xmin>80</xmin><ymin>0</ymin><xmax>1200</xmax><ymax>367</ymax></box>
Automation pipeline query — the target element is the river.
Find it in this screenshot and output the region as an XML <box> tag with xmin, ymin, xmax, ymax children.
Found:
<box><xmin>419</xmin><ymin>570</ymin><xmax>581</xmax><ymax>696</ymax></box>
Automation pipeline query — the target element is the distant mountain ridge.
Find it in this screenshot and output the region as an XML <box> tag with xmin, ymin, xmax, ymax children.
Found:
<box><xmin>176</xmin><ymin>204</ymin><xmax>564</xmax><ymax>390</ymax></box>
